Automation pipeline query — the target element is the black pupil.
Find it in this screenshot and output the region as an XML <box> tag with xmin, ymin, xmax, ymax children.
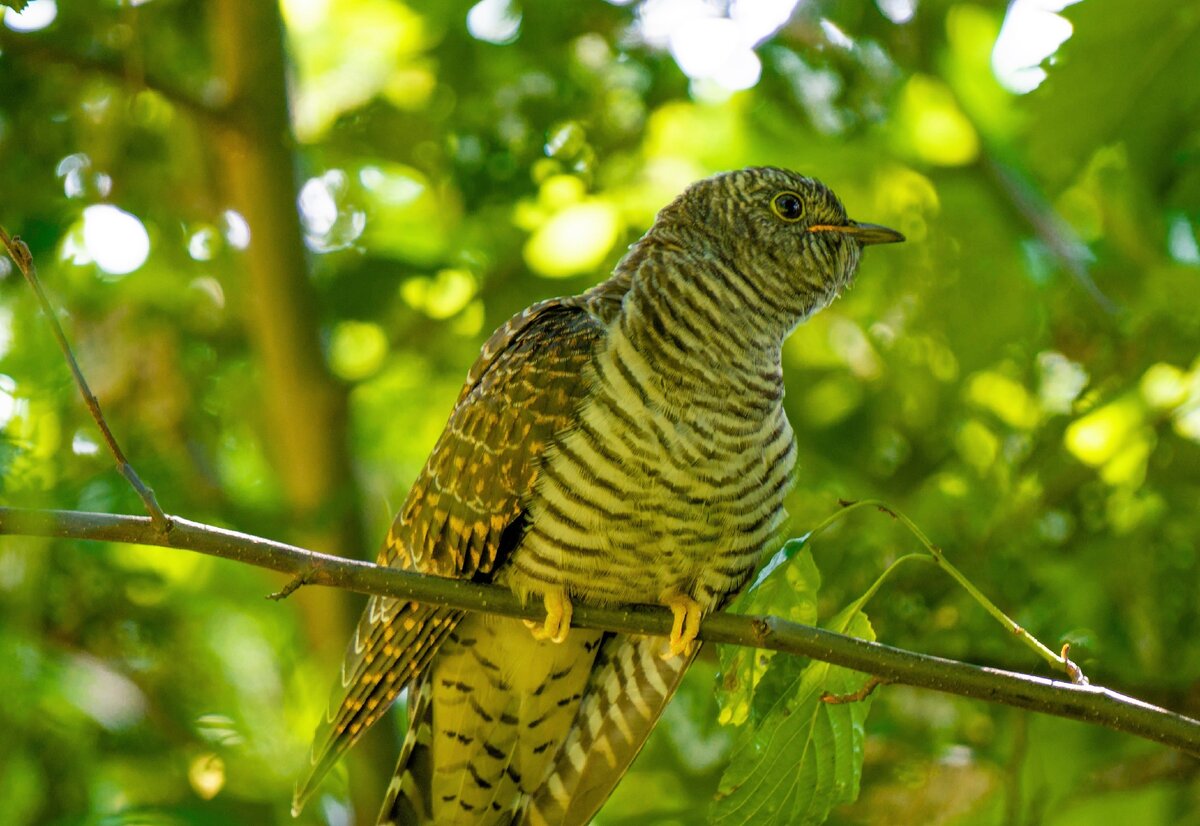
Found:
<box><xmin>777</xmin><ymin>194</ymin><xmax>802</xmax><ymax>219</ymax></box>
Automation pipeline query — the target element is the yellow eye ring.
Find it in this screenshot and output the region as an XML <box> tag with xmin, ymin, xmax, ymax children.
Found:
<box><xmin>770</xmin><ymin>191</ymin><xmax>805</xmax><ymax>222</ymax></box>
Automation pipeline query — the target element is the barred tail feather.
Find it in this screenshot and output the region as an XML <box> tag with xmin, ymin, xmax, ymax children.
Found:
<box><xmin>521</xmin><ymin>635</ymin><xmax>696</xmax><ymax>826</ymax></box>
<box><xmin>378</xmin><ymin>615</ymin><xmax>603</xmax><ymax>826</ymax></box>
<box><xmin>376</xmin><ymin>676</ymin><xmax>436</xmax><ymax>825</ymax></box>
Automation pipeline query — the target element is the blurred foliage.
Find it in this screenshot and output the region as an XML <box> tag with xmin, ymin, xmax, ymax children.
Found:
<box><xmin>716</xmin><ymin>539</ymin><xmax>877</xmax><ymax>826</ymax></box>
<box><xmin>2</xmin><ymin>0</ymin><xmax>1200</xmax><ymax>824</ymax></box>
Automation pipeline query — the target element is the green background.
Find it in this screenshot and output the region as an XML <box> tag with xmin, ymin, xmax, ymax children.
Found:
<box><xmin>1</xmin><ymin>0</ymin><xmax>1198</xmax><ymax>823</ymax></box>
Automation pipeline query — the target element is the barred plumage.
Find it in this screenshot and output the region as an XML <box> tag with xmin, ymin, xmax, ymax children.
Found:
<box><xmin>294</xmin><ymin>167</ymin><xmax>903</xmax><ymax>825</ymax></box>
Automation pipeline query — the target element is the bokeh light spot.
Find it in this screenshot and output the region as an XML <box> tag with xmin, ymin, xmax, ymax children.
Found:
<box><xmin>467</xmin><ymin>0</ymin><xmax>521</xmax><ymax>44</ymax></box>
<box><xmin>524</xmin><ymin>200</ymin><xmax>621</xmax><ymax>279</ymax></box>
<box><xmin>1167</xmin><ymin>214</ymin><xmax>1200</xmax><ymax>265</ymax></box>
<box><xmin>222</xmin><ymin>209</ymin><xmax>251</xmax><ymax>249</ymax></box>
<box><xmin>539</xmin><ymin>175</ymin><xmax>586</xmax><ymax>210</ymax></box>
<box><xmin>71</xmin><ymin>431</ymin><xmax>100</xmax><ymax>456</ymax></box>
<box><xmin>299</xmin><ymin>170</ymin><xmax>366</xmax><ymax>252</ymax></box>
<box><xmin>1064</xmin><ymin>396</ymin><xmax>1141</xmax><ymax>468</ymax></box>
<box><xmin>188</xmin><ymin>753</ymin><xmax>226</xmax><ymax>800</ymax></box>
<box><xmin>896</xmin><ymin>75</ymin><xmax>980</xmax><ymax>166</ymax></box>
<box><xmin>188</xmin><ymin>226</ymin><xmax>222</xmax><ymax>261</ymax></box>
<box><xmin>0</xmin><ymin>374</ymin><xmax>17</xmax><ymax>427</ymax></box>
<box><xmin>967</xmin><ymin>371</ymin><xmax>1040</xmax><ymax>429</ymax></box>
<box><xmin>3</xmin><ymin>0</ymin><xmax>57</xmax><ymax>32</ymax></box>
<box><xmin>1140</xmin><ymin>363</ymin><xmax>1188</xmax><ymax>410</ymax></box>
<box><xmin>426</xmin><ymin>269</ymin><xmax>477</xmax><ymax>319</ymax></box>
<box><xmin>670</xmin><ymin>18</ymin><xmax>762</xmax><ymax>91</ymax></box>
<box><xmin>636</xmin><ymin>0</ymin><xmax>799</xmax><ymax>92</ymax></box>
<box><xmin>1037</xmin><ymin>351</ymin><xmax>1089</xmax><ymax>414</ymax></box>
<box><xmin>957</xmin><ymin>418</ymin><xmax>999</xmax><ymax>472</ymax></box>
<box><xmin>992</xmin><ymin>0</ymin><xmax>1078</xmax><ymax>93</ymax></box>
<box><xmin>330</xmin><ymin>321</ymin><xmax>388</xmax><ymax>381</ymax></box>
<box><xmin>358</xmin><ymin>163</ymin><xmax>450</xmax><ymax>264</ymax></box>
<box><xmin>80</xmin><ymin>205</ymin><xmax>151</xmax><ymax>276</ymax></box>
<box><xmin>876</xmin><ymin>0</ymin><xmax>916</xmax><ymax>25</ymax></box>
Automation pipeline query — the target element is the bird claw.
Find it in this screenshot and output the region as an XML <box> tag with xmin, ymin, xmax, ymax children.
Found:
<box><xmin>662</xmin><ymin>594</ymin><xmax>703</xmax><ymax>659</ymax></box>
<box><xmin>523</xmin><ymin>589</ymin><xmax>572</xmax><ymax>643</ymax></box>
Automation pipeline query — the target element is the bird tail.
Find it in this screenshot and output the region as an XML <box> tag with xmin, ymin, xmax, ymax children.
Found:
<box><xmin>376</xmin><ymin>613</ymin><xmax>606</xmax><ymax>826</ymax></box>
<box><xmin>375</xmin><ymin>675</ymin><xmax>438</xmax><ymax>825</ymax></box>
<box><xmin>291</xmin><ymin>597</ymin><xmax>462</xmax><ymax>816</ymax></box>
<box><xmin>520</xmin><ymin>634</ymin><xmax>696</xmax><ymax>826</ymax></box>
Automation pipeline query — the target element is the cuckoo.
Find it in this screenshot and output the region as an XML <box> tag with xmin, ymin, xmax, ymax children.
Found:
<box><xmin>293</xmin><ymin>167</ymin><xmax>903</xmax><ymax>825</ymax></box>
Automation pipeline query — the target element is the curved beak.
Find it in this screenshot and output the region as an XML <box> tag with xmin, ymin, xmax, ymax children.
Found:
<box><xmin>808</xmin><ymin>221</ymin><xmax>905</xmax><ymax>246</ymax></box>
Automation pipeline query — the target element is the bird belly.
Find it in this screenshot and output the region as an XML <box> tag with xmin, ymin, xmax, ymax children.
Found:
<box><xmin>508</xmin><ymin>348</ymin><xmax>796</xmax><ymax>610</ymax></box>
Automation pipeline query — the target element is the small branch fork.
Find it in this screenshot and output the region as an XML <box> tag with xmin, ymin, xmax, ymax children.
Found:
<box><xmin>833</xmin><ymin>498</ymin><xmax>1088</xmax><ymax>685</ymax></box>
<box><xmin>822</xmin><ymin>676</ymin><xmax>892</xmax><ymax>705</ymax></box>
<box><xmin>268</xmin><ymin>564</ymin><xmax>322</xmax><ymax>601</ymax></box>
<box><xmin>0</xmin><ymin>229</ymin><xmax>170</xmax><ymax>535</ymax></box>
<box><xmin>1</xmin><ymin>506</ymin><xmax>1198</xmax><ymax>757</ymax></box>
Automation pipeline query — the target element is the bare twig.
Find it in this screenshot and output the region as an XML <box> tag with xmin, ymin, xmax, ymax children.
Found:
<box><xmin>822</xmin><ymin>676</ymin><xmax>891</xmax><ymax>705</ymax></box>
<box><xmin>267</xmin><ymin>564</ymin><xmax>321</xmax><ymax>601</ymax></box>
<box><xmin>0</xmin><ymin>229</ymin><xmax>170</xmax><ymax>534</ymax></box>
<box><xmin>1</xmin><ymin>506</ymin><xmax>1198</xmax><ymax>758</ymax></box>
<box><xmin>1060</xmin><ymin>643</ymin><xmax>1088</xmax><ymax>686</ymax></box>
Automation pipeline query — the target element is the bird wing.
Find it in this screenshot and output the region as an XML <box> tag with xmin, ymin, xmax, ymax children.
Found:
<box><xmin>293</xmin><ymin>298</ymin><xmax>607</xmax><ymax>815</ymax></box>
<box><xmin>519</xmin><ymin>635</ymin><xmax>699</xmax><ymax>826</ymax></box>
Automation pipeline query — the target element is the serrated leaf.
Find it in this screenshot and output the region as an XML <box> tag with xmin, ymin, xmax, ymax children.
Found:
<box><xmin>1</xmin><ymin>1</ymin><xmax>31</xmax><ymax>13</ymax></box>
<box><xmin>711</xmin><ymin>612</ymin><xmax>876</xmax><ymax>826</ymax></box>
<box><xmin>716</xmin><ymin>537</ymin><xmax>821</xmax><ymax>726</ymax></box>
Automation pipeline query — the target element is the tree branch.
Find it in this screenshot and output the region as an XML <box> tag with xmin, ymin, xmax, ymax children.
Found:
<box><xmin>0</xmin><ymin>229</ymin><xmax>169</xmax><ymax>533</ymax></box>
<box><xmin>0</xmin><ymin>31</ymin><xmax>226</xmax><ymax>129</ymax></box>
<box><xmin>2</xmin><ymin>506</ymin><xmax>1198</xmax><ymax>758</ymax></box>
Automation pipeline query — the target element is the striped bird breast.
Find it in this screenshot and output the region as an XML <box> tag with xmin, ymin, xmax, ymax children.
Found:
<box><xmin>506</xmin><ymin>326</ymin><xmax>798</xmax><ymax>611</ymax></box>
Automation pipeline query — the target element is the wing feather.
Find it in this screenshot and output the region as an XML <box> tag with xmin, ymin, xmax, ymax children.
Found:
<box><xmin>294</xmin><ymin>299</ymin><xmax>606</xmax><ymax>815</ymax></box>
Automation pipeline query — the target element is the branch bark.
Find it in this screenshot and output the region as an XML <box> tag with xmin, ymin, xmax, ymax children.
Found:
<box><xmin>2</xmin><ymin>506</ymin><xmax>1198</xmax><ymax>759</ymax></box>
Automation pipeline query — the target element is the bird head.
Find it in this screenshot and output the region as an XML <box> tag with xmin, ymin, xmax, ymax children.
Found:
<box><xmin>650</xmin><ymin>167</ymin><xmax>904</xmax><ymax>325</ymax></box>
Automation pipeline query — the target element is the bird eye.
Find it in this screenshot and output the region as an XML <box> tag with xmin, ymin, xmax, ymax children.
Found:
<box><xmin>770</xmin><ymin>191</ymin><xmax>805</xmax><ymax>222</ymax></box>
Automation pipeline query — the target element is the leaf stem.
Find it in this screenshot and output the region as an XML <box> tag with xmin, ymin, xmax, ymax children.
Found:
<box><xmin>811</xmin><ymin>498</ymin><xmax>1086</xmax><ymax>683</ymax></box>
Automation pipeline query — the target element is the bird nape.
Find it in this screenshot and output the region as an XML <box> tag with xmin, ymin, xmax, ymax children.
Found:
<box><xmin>293</xmin><ymin>167</ymin><xmax>904</xmax><ymax>825</ymax></box>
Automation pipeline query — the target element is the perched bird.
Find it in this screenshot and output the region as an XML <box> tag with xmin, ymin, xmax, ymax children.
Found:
<box><xmin>293</xmin><ymin>167</ymin><xmax>903</xmax><ymax>825</ymax></box>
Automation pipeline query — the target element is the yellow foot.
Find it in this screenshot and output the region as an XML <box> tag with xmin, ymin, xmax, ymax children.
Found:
<box><xmin>662</xmin><ymin>593</ymin><xmax>703</xmax><ymax>659</ymax></box>
<box><xmin>522</xmin><ymin>589</ymin><xmax>573</xmax><ymax>644</ymax></box>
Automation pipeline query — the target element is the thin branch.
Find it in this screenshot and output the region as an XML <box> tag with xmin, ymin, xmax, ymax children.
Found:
<box><xmin>983</xmin><ymin>152</ymin><xmax>1121</xmax><ymax>316</ymax></box>
<box><xmin>933</xmin><ymin>62</ymin><xmax>1121</xmax><ymax>317</ymax></box>
<box><xmin>0</xmin><ymin>230</ymin><xmax>170</xmax><ymax>533</ymax></box>
<box><xmin>864</xmin><ymin>499</ymin><xmax>1085</xmax><ymax>683</ymax></box>
<box><xmin>1</xmin><ymin>506</ymin><xmax>1198</xmax><ymax>758</ymax></box>
<box><xmin>0</xmin><ymin>32</ymin><xmax>226</xmax><ymax>129</ymax></box>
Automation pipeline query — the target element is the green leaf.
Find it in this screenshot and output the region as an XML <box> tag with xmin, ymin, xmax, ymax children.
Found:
<box><xmin>711</xmin><ymin>612</ymin><xmax>876</xmax><ymax>826</ymax></box>
<box><xmin>0</xmin><ymin>1</ymin><xmax>30</xmax><ymax>12</ymax></box>
<box><xmin>716</xmin><ymin>536</ymin><xmax>821</xmax><ymax>726</ymax></box>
